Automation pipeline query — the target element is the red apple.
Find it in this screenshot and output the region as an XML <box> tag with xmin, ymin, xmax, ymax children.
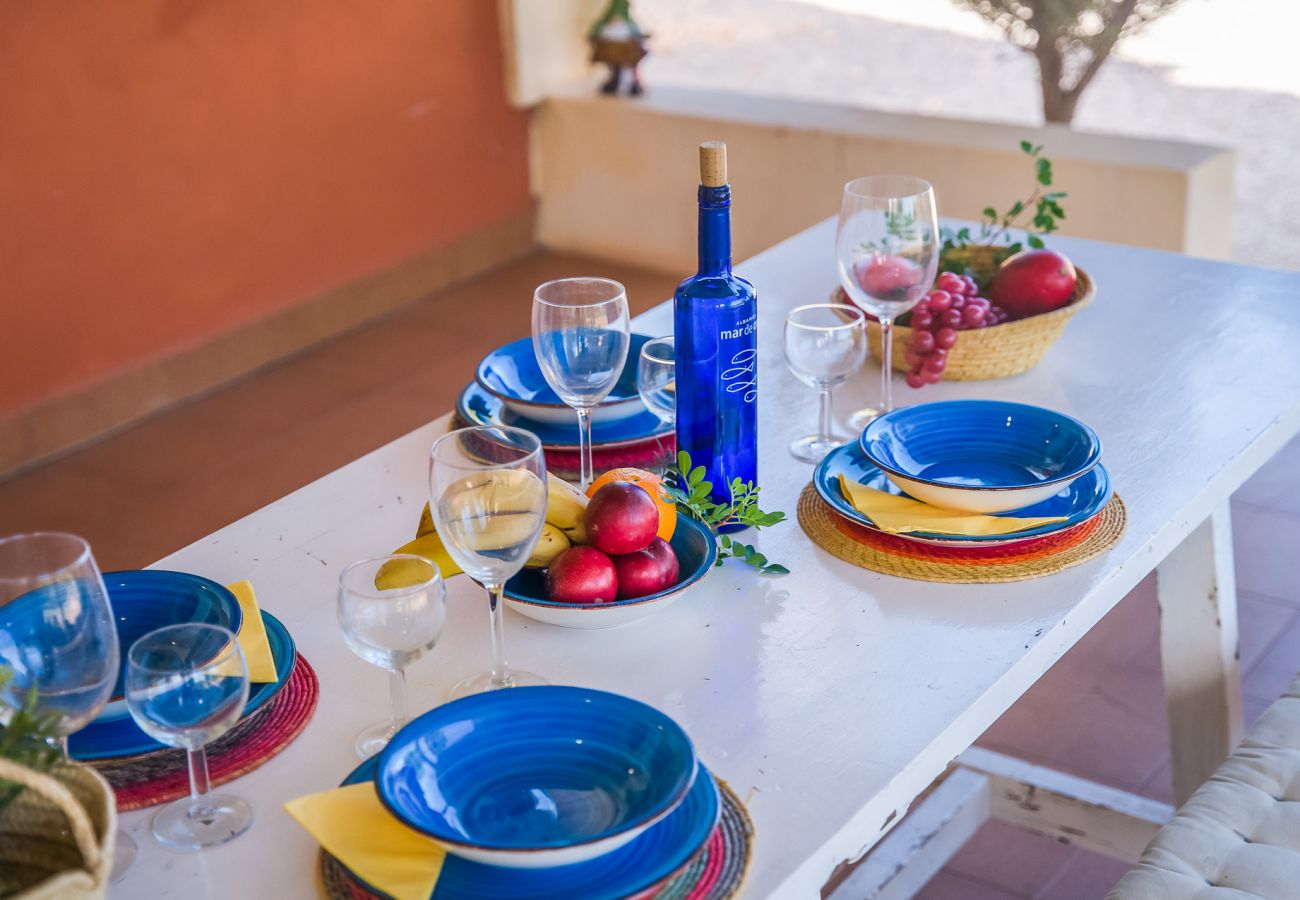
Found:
<box><xmin>546</xmin><ymin>546</ymin><xmax>618</xmax><ymax>604</ymax></box>
<box><xmin>612</xmin><ymin>538</ymin><xmax>680</xmax><ymax>600</ymax></box>
<box><xmin>990</xmin><ymin>249</ymin><xmax>1077</xmax><ymax>318</ymax></box>
<box><xmin>585</xmin><ymin>482</ymin><xmax>659</xmax><ymax>556</ymax></box>
<box><xmin>855</xmin><ymin>254</ymin><xmax>923</xmax><ymax>299</ymax></box>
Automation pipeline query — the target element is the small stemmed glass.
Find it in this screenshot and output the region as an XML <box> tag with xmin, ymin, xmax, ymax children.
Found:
<box><xmin>636</xmin><ymin>336</ymin><xmax>676</xmax><ymax>473</ymax></box>
<box><xmin>532</xmin><ymin>277</ymin><xmax>631</xmax><ymax>489</ymax></box>
<box><xmin>337</xmin><ymin>554</ymin><xmax>446</xmax><ymax>758</ymax></box>
<box><xmin>784</xmin><ymin>304</ymin><xmax>868</xmax><ymax>462</ymax></box>
<box><xmin>126</xmin><ymin>623</ymin><xmax>251</xmax><ymax>849</ymax></box>
<box><xmin>429</xmin><ymin>425</ymin><xmax>548</xmax><ymax>698</ymax></box>
<box><xmin>0</xmin><ymin>532</ymin><xmax>136</xmax><ymax>874</ymax></box>
<box><xmin>837</xmin><ymin>176</ymin><xmax>940</xmax><ymax>429</ymax></box>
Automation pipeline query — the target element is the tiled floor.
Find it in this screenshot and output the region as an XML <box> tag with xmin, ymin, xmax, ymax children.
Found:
<box><xmin>4</xmin><ymin>251</ymin><xmax>1299</xmax><ymax>898</ymax></box>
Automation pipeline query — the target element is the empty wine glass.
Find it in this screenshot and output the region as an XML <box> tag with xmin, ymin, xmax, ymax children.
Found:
<box><xmin>337</xmin><ymin>554</ymin><xmax>446</xmax><ymax>758</ymax></box>
<box><xmin>0</xmin><ymin>532</ymin><xmax>137</xmax><ymax>874</ymax></box>
<box><xmin>785</xmin><ymin>304</ymin><xmax>868</xmax><ymax>462</ymax></box>
<box><xmin>126</xmin><ymin>623</ymin><xmax>251</xmax><ymax>849</ymax></box>
<box><xmin>637</xmin><ymin>336</ymin><xmax>675</xmax><ymax>473</ymax></box>
<box><xmin>429</xmin><ymin>426</ymin><xmax>548</xmax><ymax>699</ymax></box>
<box><xmin>837</xmin><ymin>176</ymin><xmax>940</xmax><ymax>429</ymax></box>
<box><xmin>532</xmin><ymin>277</ymin><xmax>631</xmax><ymax>489</ymax></box>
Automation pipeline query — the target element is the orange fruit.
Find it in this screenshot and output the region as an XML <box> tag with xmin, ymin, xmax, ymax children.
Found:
<box><xmin>587</xmin><ymin>467</ymin><xmax>677</xmax><ymax>542</ymax></box>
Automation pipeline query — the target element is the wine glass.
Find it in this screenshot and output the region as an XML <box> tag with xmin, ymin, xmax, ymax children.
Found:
<box><xmin>126</xmin><ymin>623</ymin><xmax>251</xmax><ymax>849</ymax></box>
<box><xmin>837</xmin><ymin>176</ymin><xmax>940</xmax><ymax>429</ymax></box>
<box><xmin>784</xmin><ymin>304</ymin><xmax>868</xmax><ymax>462</ymax></box>
<box><xmin>532</xmin><ymin>277</ymin><xmax>631</xmax><ymax>489</ymax></box>
<box><xmin>0</xmin><ymin>532</ymin><xmax>137</xmax><ymax>874</ymax></box>
<box><xmin>337</xmin><ymin>554</ymin><xmax>446</xmax><ymax>758</ymax></box>
<box><xmin>636</xmin><ymin>336</ymin><xmax>676</xmax><ymax>473</ymax></box>
<box><xmin>429</xmin><ymin>426</ymin><xmax>548</xmax><ymax>698</ymax></box>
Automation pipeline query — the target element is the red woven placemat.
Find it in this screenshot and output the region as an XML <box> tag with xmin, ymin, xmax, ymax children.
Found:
<box><xmin>91</xmin><ymin>656</ymin><xmax>319</xmax><ymax>812</ymax></box>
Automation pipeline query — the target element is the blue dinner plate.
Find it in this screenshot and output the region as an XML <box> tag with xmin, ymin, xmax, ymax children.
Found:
<box><xmin>815</xmin><ymin>441</ymin><xmax>1113</xmax><ymax>546</ymax></box>
<box><xmin>340</xmin><ymin>756</ymin><xmax>721</xmax><ymax>900</ymax></box>
<box><xmin>69</xmin><ymin>609</ymin><xmax>296</xmax><ymax>761</ymax></box>
<box><xmin>456</xmin><ymin>381</ymin><xmax>671</xmax><ymax>450</ymax></box>
<box><xmin>476</xmin><ymin>334</ymin><xmax>649</xmax><ymax>408</ymax></box>
<box><xmin>377</xmin><ymin>686</ymin><xmax>698</xmax><ymax>867</ymax></box>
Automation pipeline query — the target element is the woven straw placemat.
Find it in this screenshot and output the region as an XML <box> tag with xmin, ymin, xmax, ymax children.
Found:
<box><xmin>89</xmin><ymin>656</ymin><xmax>318</xmax><ymax>811</ymax></box>
<box><xmin>798</xmin><ymin>484</ymin><xmax>1126</xmax><ymax>583</ymax></box>
<box><xmin>318</xmin><ymin>777</ymin><xmax>753</xmax><ymax>900</ymax></box>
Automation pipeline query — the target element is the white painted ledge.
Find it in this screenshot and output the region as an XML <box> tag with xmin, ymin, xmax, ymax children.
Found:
<box><xmin>533</xmin><ymin>84</ymin><xmax>1235</xmax><ymax>271</ymax></box>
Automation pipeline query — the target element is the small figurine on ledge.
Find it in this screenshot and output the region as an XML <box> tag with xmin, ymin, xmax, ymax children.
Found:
<box><xmin>588</xmin><ymin>0</ymin><xmax>649</xmax><ymax>96</ymax></box>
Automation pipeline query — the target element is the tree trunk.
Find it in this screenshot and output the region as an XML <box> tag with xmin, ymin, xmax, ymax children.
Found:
<box><xmin>1033</xmin><ymin>38</ymin><xmax>1077</xmax><ymax>125</ymax></box>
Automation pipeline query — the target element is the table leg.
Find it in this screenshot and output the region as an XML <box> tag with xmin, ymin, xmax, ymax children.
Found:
<box><xmin>1157</xmin><ymin>502</ymin><xmax>1244</xmax><ymax>806</ymax></box>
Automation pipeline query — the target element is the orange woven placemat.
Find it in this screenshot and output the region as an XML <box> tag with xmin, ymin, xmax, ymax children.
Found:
<box><xmin>798</xmin><ymin>484</ymin><xmax>1126</xmax><ymax>583</ymax></box>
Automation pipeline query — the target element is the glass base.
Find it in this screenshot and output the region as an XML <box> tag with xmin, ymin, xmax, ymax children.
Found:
<box><xmin>449</xmin><ymin>669</ymin><xmax>547</xmax><ymax>700</ymax></box>
<box><xmin>846</xmin><ymin>407</ymin><xmax>884</xmax><ymax>432</ymax></box>
<box><xmin>789</xmin><ymin>433</ymin><xmax>848</xmax><ymax>464</ymax></box>
<box><xmin>151</xmin><ymin>793</ymin><xmax>252</xmax><ymax>850</ymax></box>
<box><xmin>110</xmin><ymin>828</ymin><xmax>136</xmax><ymax>881</ymax></box>
<box><xmin>354</xmin><ymin>719</ymin><xmax>403</xmax><ymax>759</ymax></box>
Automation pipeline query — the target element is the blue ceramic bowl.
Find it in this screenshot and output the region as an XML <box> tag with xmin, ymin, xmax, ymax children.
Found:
<box><xmin>476</xmin><ymin>334</ymin><xmax>651</xmax><ymax>426</ymax></box>
<box><xmin>103</xmin><ymin>570</ymin><xmax>242</xmax><ymax>699</ymax></box>
<box><xmin>377</xmin><ymin>686</ymin><xmax>698</xmax><ymax>868</ymax></box>
<box><xmin>504</xmin><ymin>516</ymin><xmax>717</xmax><ymax>630</ymax></box>
<box><xmin>343</xmin><ymin>755</ymin><xmax>720</xmax><ymax>900</ymax></box>
<box><xmin>860</xmin><ymin>400</ymin><xmax>1102</xmax><ymax>514</ymax></box>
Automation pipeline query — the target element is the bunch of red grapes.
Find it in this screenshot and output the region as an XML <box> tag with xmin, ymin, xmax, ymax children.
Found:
<box><xmin>903</xmin><ymin>271</ymin><xmax>1011</xmax><ymax>388</ymax></box>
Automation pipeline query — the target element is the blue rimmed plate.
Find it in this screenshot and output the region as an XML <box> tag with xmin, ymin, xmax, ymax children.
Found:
<box><xmin>341</xmin><ymin>754</ymin><xmax>720</xmax><ymax>899</ymax></box>
<box><xmin>476</xmin><ymin>334</ymin><xmax>651</xmax><ymax>426</ymax></box>
<box><xmin>69</xmin><ymin>609</ymin><xmax>296</xmax><ymax>761</ymax></box>
<box><xmin>456</xmin><ymin>381</ymin><xmax>671</xmax><ymax>451</ymax></box>
<box><xmin>377</xmin><ymin>686</ymin><xmax>698</xmax><ymax>868</ymax></box>
<box><xmin>816</xmin><ymin>441</ymin><xmax>1112</xmax><ymax>548</ymax></box>
<box><xmin>504</xmin><ymin>515</ymin><xmax>717</xmax><ymax>630</ymax></box>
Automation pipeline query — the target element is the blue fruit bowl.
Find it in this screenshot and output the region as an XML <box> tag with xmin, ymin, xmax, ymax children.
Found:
<box><xmin>377</xmin><ymin>686</ymin><xmax>698</xmax><ymax>869</ymax></box>
<box><xmin>503</xmin><ymin>516</ymin><xmax>717</xmax><ymax>630</ymax></box>
<box><xmin>476</xmin><ymin>334</ymin><xmax>651</xmax><ymax>427</ymax></box>
<box><xmin>860</xmin><ymin>400</ymin><xmax>1102</xmax><ymax>514</ymax></box>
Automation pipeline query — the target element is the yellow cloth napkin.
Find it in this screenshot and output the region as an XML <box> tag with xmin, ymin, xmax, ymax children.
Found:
<box><xmin>226</xmin><ymin>580</ymin><xmax>278</xmax><ymax>683</ymax></box>
<box><xmin>284</xmin><ymin>783</ymin><xmax>445</xmax><ymax>900</ymax></box>
<box><xmin>837</xmin><ymin>475</ymin><xmax>1068</xmax><ymax>536</ymax></box>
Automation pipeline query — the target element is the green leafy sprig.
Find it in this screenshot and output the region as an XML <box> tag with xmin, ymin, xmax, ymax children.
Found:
<box><xmin>0</xmin><ymin>668</ymin><xmax>64</xmax><ymax>813</ymax></box>
<box><xmin>664</xmin><ymin>451</ymin><xmax>789</xmax><ymax>575</ymax></box>
<box><xmin>941</xmin><ymin>141</ymin><xmax>1068</xmax><ymax>263</ymax></box>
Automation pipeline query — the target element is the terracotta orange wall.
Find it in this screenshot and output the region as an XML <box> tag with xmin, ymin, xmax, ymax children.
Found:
<box><xmin>0</xmin><ymin>1</ymin><xmax>531</xmax><ymax>418</ymax></box>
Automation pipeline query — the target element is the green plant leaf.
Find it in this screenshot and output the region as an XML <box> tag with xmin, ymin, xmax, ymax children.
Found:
<box><xmin>1019</xmin><ymin>139</ymin><xmax>1033</xmax><ymax>154</ymax></box>
<box><xmin>1027</xmin><ymin>234</ymin><xmax>1045</xmax><ymax>249</ymax></box>
<box><xmin>1035</xmin><ymin>157</ymin><xmax>1053</xmax><ymax>186</ymax></box>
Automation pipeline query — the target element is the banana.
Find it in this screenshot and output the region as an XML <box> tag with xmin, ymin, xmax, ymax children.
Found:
<box><xmin>526</xmin><ymin>523</ymin><xmax>571</xmax><ymax>569</ymax></box>
<box><xmin>545</xmin><ymin>473</ymin><xmax>591</xmax><ymax>545</ymax></box>
<box><xmin>376</xmin><ymin>531</ymin><xmax>463</xmax><ymax>589</ymax></box>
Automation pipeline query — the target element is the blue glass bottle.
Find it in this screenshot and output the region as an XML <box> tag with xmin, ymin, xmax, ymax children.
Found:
<box><xmin>674</xmin><ymin>142</ymin><xmax>758</xmax><ymax>524</ymax></box>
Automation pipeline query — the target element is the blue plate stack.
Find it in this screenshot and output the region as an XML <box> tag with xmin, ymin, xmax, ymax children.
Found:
<box><xmin>348</xmin><ymin>686</ymin><xmax>719</xmax><ymax>899</ymax></box>
<box><xmin>814</xmin><ymin>400</ymin><xmax>1111</xmax><ymax>548</ymax></box>
<box><xmin>458</xmin><ymin>334</ymin><xmax>671</xmax><ymax>450</ymax></box>
<box><xmin>68</xmin><ymin>570</ymin><xmax>297</xmax><ymax>761</ymax></box>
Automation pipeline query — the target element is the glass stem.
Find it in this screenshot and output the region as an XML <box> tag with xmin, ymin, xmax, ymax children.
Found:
<box><xmin>388</xmin><ymin>667</ymin><xmax>409</xmax><ymax>733</ymax></box>
<box><xmin>485</xmin><ymin>584</ymin><xmax>512</xmax><ymax>690</ymax></box>
<box><xmin>56</xmin><ymin>735</ymin><xmax>70</xmax><ymax>761</ymax></box>
<box><xmin>817</xmin><ymin>384</ymin><xmax>834</xmax><ymax>445</ymax></box>
<box><xmin>575</xmin><ymin>407</ymin><xmax>595</xmax><ymax>489</ymax></box>
<box><xmin>879</xmin><ymin>315</ymin><xmax>896</xmax><ymax>414</ymax></box>
<box><xmin>186</xmin><ymin>747</ymin><xmax>213</xmax><ymax>816</ymax></box>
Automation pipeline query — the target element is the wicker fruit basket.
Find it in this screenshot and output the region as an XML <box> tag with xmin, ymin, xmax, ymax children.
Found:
<box><xmin>834</xmin><ymin>254</ymin><xmax>1095</xmax><ymax>382</ymax></box>
<box><xmin>0</xmin><ymin>759</ymin><xmax>116</xmax><ymax>899</ymax></box>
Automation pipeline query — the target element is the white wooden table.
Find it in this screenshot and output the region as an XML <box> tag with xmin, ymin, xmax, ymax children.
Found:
<box><xmin>116</xmin><ymin>219</ymin><xmax>1300</xmax><ymax>899</ymax></box>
